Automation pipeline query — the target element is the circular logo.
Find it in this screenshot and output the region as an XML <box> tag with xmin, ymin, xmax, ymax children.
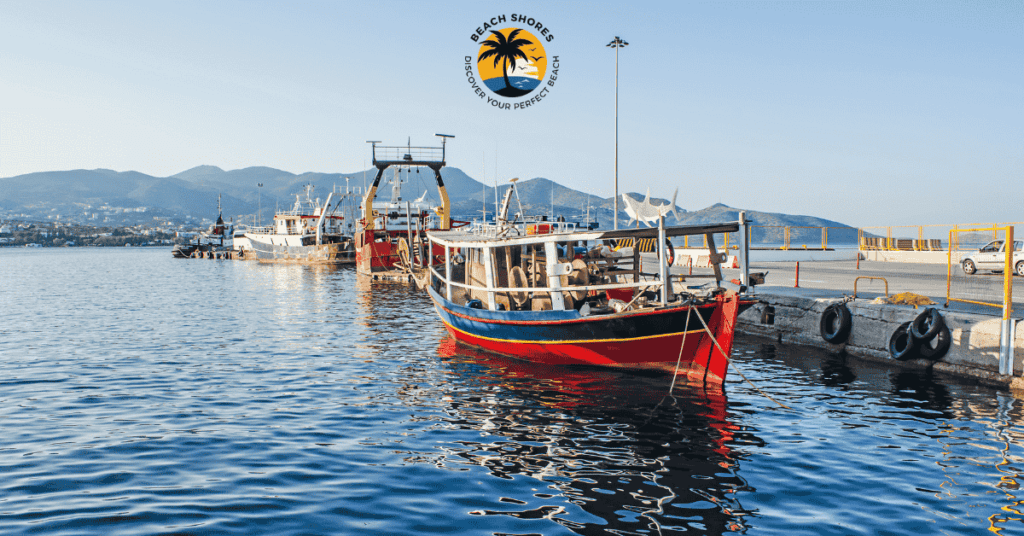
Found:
<box><xmin>476</xmin><ymin>28</ymin><xmax>546</xmax><ymax>98</ymax></box>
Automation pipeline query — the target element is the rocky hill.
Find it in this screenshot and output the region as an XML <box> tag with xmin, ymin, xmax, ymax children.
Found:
<box><xmin>0</xmin><ymin>166</ymin><xmax>857</xmax><ymax>241</ymax></box>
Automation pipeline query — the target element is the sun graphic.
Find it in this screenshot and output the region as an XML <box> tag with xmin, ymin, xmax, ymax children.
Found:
<box><xmin>476</xmin><ymin>28</ymin><xmax>547</xmax><ymax>98</ymax></box>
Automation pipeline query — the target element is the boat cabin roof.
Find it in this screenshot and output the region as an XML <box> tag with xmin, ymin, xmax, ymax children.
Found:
<box><xmin>427</xmin><ymin>221</ymin><xmax>740</xmax><ymax>248</ymax></box>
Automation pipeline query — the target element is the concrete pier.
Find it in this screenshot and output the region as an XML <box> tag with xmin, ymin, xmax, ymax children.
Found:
<box><xmin>653</xmin><ymin>253</ymin><xmax>1024</xmax><ymax>389</ymax></box>
<box><xmin>738</xmin><ymin>289</ymin><xmax>1024</xmax><ymax>389</ymax></box>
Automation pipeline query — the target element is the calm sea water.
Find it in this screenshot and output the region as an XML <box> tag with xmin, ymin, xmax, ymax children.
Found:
<box><xmin>3</xmin><ymin>248</ymin><xmax>1024</xmax><ymax>535</ymax></box>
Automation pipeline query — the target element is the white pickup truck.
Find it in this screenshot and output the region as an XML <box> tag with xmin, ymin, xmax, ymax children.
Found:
<box><xmin>962</xmin><ymin>239</ymin><xmax>1024</xmax><ymax>276</ymax></box>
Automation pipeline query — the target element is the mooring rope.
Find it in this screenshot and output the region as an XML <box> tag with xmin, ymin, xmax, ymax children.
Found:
<box><xmin>668</xmin><ymin>299</ymin><xmax>693</xmax><ymax>395</ymax></box>
<box><xmin>691</xmin><ymin>301</ymin><xmax>791</xmax><ymax>410</ymax></box>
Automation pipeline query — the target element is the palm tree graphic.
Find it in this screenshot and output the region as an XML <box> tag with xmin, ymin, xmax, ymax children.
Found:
<box><xmin>478</xmin><ymin>29</ymin><xmax>534</xmax><ymax>97</ymax></box>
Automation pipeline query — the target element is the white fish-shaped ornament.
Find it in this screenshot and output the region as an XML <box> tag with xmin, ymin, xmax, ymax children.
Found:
<box><xmin>621</xmin><ymin>188</ymin><xmax>683</xmax><ymax>227</ymax></box>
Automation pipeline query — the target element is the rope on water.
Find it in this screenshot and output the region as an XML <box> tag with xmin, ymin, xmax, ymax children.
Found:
<box><xmin>691</xmin><ymin>302</ymin><xmax>791</xmax><ymax>410</ymax></box>
<box><xmin>668</xmin><ymin>299</ymin><xmax>693</xmax><ymax>395</ymax></box>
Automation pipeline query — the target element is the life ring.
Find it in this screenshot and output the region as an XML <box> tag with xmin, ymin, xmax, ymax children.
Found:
<box><xmin>888</xmin><ymin>321</ymin><xmax>919</xmax><ymax>360</ymax></box>
<box><xmin>919</xmin><ymin>323</ymin><xmax>951</xmax><ymax>360</ymax></box>
<box><xmin>819</xmin><ymin>303</ymin><xmax>852</xmax><ymax>343</ymax></box>
<box><xmin>665</xmin><ymin>239</ymin><xmax>674</xmax><ymax>266</ymax></box>
<box><xmin>909</xmin><ymin>307</ymin><xmax>943</xmax><ymax>342</ymax></box>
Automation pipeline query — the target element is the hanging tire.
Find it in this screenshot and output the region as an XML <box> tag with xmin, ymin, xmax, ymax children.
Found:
<box><xmin>962</xmin><ymin>259</ymin><xmax>976</xmax><ymax>275</ymax></box>
<box><xmin>819</xmin><ymin>303</ymin><xmax>852</xmax><ymax>344</ymax></box>
<box><xmin>889</xmin><ymin>321</ymin><xmax>919</xmax><ymax>361</ymax></box>
<box><xmin>909</xmin><ymin>308</ymin><xmax>943</xmax><ymax>342</ymax></box>
<box><xmin>919</xmin><ymin>324</ymin><xmax>951</xmax><ymax>360</ymax></box>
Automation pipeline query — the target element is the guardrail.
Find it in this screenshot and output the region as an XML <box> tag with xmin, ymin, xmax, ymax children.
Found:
<box><xmin>859</xmin><ymin>222</ymin><xmax>1024</xmax><ymax>252</ymax></box>
<box><xmin>692</xmin><ymin>221</ymin><xmax>1024</xmax><ymax>252</ymax></box>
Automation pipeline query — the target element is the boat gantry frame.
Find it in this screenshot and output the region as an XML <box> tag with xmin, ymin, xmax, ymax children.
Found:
<box><xmin>362</xmin><ymin>134</ymin><xmax>454</xmax><ymax>231</ymax></box>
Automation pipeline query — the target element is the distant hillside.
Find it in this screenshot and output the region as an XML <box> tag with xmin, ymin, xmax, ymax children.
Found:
<box><xmin>0</xmin><ymin>166</ymin><xmax>858</xmax><ymax>240</ymax></box>
<box><xmin>0</xmin><ymin>169</ymin><xmax>248</xmax><ymax>216</ymax></box>
<box><xmin>678</xmin><ymin>203</ymin><xmax>858</xmax><ymax>245</ymax></box>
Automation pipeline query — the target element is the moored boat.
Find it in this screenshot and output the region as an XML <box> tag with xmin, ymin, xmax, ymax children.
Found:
<box><xmin>421</xmin><ymin>182</ymin><xmax>757</xmax><ymax>385</ymax></box>
<box><xmin>244</xmin><ymin>184</ymin><xmax>356</xmax><ymax>264</ymax></box>
<box><xmin>355</xmin><ymin>135</ymin><xmax>469</xmax><ymax>276</ymax></box>
<box><xmin>171</xmin><ymin>194</ymin><xmax>233</xmax><ymax>258</ymax></box>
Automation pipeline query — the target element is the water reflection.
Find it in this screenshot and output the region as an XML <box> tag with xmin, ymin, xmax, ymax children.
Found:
<box><xmin>433</xmin><ymin>337</ymin><xmax>757</xmax><ymax>534</ymax></box>
<box><xmin>731</xmin><ymin>338</ymin><xmax>1024</xmax><ymax>535</ymax></box>
<box><xmin>818</xmin><ymin>352</ymin><xmax>857</xmax><ymax>388</ymax></box>
<box><xmin>889</xmin><ymin>370</ymin><xmax>954</xmax><ymax>420</ymax></box>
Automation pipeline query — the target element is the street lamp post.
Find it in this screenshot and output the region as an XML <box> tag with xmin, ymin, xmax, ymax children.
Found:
<box><xmin>607</xmin><ymin>36</ymin><xmax>628</xmax><ymax>230</ymax></box>
<box><xmin>257</xmin><ymin>183</ymin><xmax>263</xmax><ymax>226</ymax></box>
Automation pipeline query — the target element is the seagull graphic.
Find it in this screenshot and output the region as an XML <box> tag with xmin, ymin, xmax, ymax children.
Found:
<box><xmin>530</xmin><ymin>55</ymin><xmax>544</xmax><ymax>62</ymax></box>
<box><xmin>528</xmin><ymin>47</ymin><xmax>537</xmax><ymax>52</ymax></box>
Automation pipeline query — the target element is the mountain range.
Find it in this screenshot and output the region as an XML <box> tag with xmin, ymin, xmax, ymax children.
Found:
<box><xmin>0</xmin><ymin>165</ymin><xmax>856</xmax><ymax>241</ymax></box>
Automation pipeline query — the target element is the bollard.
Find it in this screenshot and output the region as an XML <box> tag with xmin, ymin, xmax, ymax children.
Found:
<box><xmin>794</xmin><ymin>262</ymin><xmax>800</xmax><ymax>288</ymax></box>
<box><xmin>688</xmin><ymin>256</ymin><xmax>693</xmax><ymax>276</ymax></box>
<box><xmin>856</xmin><ymin>254</ymin><xmax>860</xmax><ymax>270</ymax></box>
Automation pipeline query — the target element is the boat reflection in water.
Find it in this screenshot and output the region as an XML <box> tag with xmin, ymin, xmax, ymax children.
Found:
<box><xmin>434</xmin><ymin>336</ymin><xmax>758</xmax><ymax>534</ymax></box>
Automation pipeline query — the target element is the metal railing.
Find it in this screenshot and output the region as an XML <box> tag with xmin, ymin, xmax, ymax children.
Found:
<box><xmin>945</xmin><ymin>225</ymin><xmax>1017</xmax><ymax>375</ymax></box>
<box><xmin>673</xmin><ymin>221</ymin><xmax>1024</xmax><ymax>252</ymax></box>
<box><xmin>859</xmin><ymin>222</ymin><xmax>1024</xmax><ymax>252</ymax></box>
<box><xmin>946</xmin><ymin>226</ymin><xmax>1015</xmax><ymax>314</ymax></box>
<box><xmin>371</xmin><ymin>145</ymin><xmax>445</xmax><ymax>163</ymax></box>
<box><xmin>677</xmin><ymin>226</ymin><xmax>857</xmax><ymax>250</ymax></box>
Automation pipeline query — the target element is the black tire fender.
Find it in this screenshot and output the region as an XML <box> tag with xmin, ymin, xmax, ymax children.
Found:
<box><xmin>889</xmin><ymin>321</ymin><xmax>919</xmax><ymax>361</ymax></box>
<box><xmin>919</xmin><ymin>323</ymin><xmax>952</xmax><ymax>360</ymax></box>
<box><xmin>819</xmin><ymin>303</ymin><xmax>852</xmax><ymax>344</ymax></box>
<box><xmin>910</xmin><ymin>307</ymin><xmax>944</xmax><ymax>342</ymax></box>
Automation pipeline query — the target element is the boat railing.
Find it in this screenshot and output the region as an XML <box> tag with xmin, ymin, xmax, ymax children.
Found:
<box><xmin>467</xmin><ymin>220</ymin><xmax>578</xmax><ymax>237</ymax></box>
<box><xmin>372</xmin><ymin>144</ymin><xmax>445</xmax><ymax>163</ymax></box>
<box><xmin>275</xmin><ymin>208</ymin><xmax>322</xmax><ymax>217</ymax></box>
<box><xmin>428</xmin><ymin>272</ymin><xmax>675</xmax><ymax>296</ymax></box>
<box><xmin>425</xmin><ymin>213</ymin><xmax>754</xmax><ymax>312</ymax></box>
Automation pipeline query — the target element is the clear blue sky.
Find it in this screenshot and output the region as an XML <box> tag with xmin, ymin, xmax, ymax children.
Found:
<box><xmin>1</xmin><ymin>0</ymin><xmax>1020</xmax><ymax>227</ymax></box>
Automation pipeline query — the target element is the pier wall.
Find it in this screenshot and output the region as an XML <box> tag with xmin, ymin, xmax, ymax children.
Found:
<box><xmin>737</xmin><ymin>291</ymin><xmax>1024</xmax><ymax>389</ymax></box>
<box><xmin>861</xmin><ymin>250</ymin><xmax>968</xmax><ymax>264</ymax></box>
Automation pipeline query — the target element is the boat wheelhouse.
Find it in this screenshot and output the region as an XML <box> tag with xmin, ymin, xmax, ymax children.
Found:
<box><xmin>421</xmin><ymin>184</ymin><xmax>757</xmax><ymax>385</ymax></box>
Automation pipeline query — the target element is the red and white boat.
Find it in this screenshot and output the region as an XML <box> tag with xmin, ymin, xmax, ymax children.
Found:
<box><xmin>354</xmin><ymin>135</ymin><xmax>469</xmax><ymax>276</ymax></box>
<box><xmin>421</xmin><ymin>182</ymin><xmax>757</xmax><ymax>385</ymax></box>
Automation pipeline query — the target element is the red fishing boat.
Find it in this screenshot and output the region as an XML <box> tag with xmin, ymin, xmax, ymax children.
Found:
<box><xmin>421</xmin><ymin>182</ymin><xmax>758</xmax><ymax>385</ymax></box>
<box><xmin>354</xmin><ymin>135</ymin><xmax>469</xmax><ymax>277</ymax></box>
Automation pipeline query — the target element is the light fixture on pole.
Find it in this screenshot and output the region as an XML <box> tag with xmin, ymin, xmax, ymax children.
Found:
<box><xmin>606</xmin><ymin>36</ymin><xmax>628</xmax><ymax>230</ymax></box>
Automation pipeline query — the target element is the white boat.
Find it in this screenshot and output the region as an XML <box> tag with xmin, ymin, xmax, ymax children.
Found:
<box><xmin>243</xmin><ymin>184</ymin><xmax>356</xmax><ymax>264</ymax></box>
